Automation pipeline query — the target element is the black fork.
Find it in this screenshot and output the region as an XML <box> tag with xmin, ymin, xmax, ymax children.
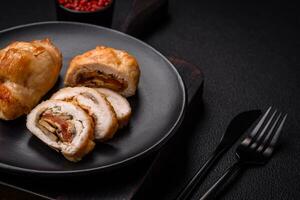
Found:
<box><xmin>199</xmin><ymin>107</ymin><xmax>287</xmax><ymax>200</ymax></box>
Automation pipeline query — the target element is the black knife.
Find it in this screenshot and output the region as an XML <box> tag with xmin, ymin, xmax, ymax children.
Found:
<box><xmin>176</xmin><ymin>110</ymin><xmax>262</xmax><ymax>200</ymax></box>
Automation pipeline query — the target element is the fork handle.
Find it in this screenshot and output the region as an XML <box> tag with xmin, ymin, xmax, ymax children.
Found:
<box><xmin>199</xmin><ymin>162</ymin><xmax>243</xmax><ymax>200</ymax></box>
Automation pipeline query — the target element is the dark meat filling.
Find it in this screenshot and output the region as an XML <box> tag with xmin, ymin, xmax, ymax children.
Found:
<box><xmin>38</xmin><ymin>111</ymin><xmax>74</xmax><ymax>143</ymax></box>
<box><xmin>76</xmin><ymin>71</ymin><xmax>127</xmax><ymax>92</ymax></box>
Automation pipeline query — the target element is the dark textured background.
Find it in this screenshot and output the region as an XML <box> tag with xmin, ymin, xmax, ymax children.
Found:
<box><xmin>0</xmin><ymin>0</ymin><xmax>300</xmax><ymax>199</ymax></box>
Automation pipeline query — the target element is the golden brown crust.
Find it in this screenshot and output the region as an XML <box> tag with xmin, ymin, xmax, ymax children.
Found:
<box><xmin>63</xmin><ymin>134</ymin><xmax>95</xmax><ymax>162</ymax></box>
<box><xmin>0</xmin><ymin>84</ymin><xmax>29</xmax><ymax>120</ymax></box>
<box><xmin>118</xmin><ymin>112</ymin><xmax>131</xmax><ymax>128</ymax></box>
<box><xmin>64</xmin><ymin>46</ymin><xmax>140</xmax><ymax>97</ymax></box>
<box><xmin>0</xmin><ymin>38</ymin><xmax>62</xmax><ymax>120</ymax></box>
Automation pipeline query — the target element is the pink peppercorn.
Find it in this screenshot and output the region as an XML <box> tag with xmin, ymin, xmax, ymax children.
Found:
<box><xmin>58</xmin><ymin>0</ymin><xmax>111</xmax><ymax>12</ymax></box>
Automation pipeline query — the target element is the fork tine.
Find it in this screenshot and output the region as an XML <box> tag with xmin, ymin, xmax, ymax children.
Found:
<box><xmin>269</xmin><ymin>114</ymin><xmax>287</xmax><ymax>146</ymax></box>
<box><xmin>250</xmin><ymin>106</ymin><xmax>272</xmax><ymax>137</ymax></box>
<box><xmin>250</xmin><ymin>109</ymin><xmax>277</xmax><ymax>149</ymax></box>
<box><xmin>241</xmin><ymin>106</ymin><xmax>272</xmax><ymax>146</ymax></box>
<box><xmin>255</xmin><ymin>110</ymin><xmax>277</xmax><ymax>142</ymax></box>
<box><xmin>257</xmin><ymin>113</ymin><xmax>281</xmax><ymax>152</ymax></box>
<box><xmin>263</xmin><ymin>114</ymin><xmax>287</xmax><ymax>156</ymax></box>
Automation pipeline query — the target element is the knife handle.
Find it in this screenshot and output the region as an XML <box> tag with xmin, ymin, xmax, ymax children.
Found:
<box><xmin>199</xmin><ymin>162</ymin><xmax>242</xmax><ymax>200</ymax></box>
<box><xmin>176</xmin><ymin>149</ymin><xmax>225</xmax><ymax>200</ymax></box>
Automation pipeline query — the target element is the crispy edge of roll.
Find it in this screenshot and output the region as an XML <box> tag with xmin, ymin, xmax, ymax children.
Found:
<box><xmin>26</xmin><ymin>100</ymin><xmax>95</xmax><ymax>162</ymax></box>
<box><xmin>64</xmin><ymin>46</ymin><xmax>140</xmax><ymax>97</ymax></box>
<box><xmin>0</xmin><ymin>38</ymin><xmax>62</xmax><ymax>120</ymax></box>
<box><xmin>0</xmin><ymin>84</ymin><xmax>29</xmax><ymax>120</ymax></box>
<box><xmin>96</xmin><ymin>88</ymin><xmax>131</xmax><ymax>128</ymax></box>
<box><xmin>51</xmin><ymin>87</ymin><xmax>119</xmax><ymax>141</ymax></box>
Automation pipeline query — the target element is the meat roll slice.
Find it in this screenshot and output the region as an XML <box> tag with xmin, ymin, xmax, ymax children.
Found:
<box><xmin>96</xmin><ymin>88</ymin><xmax>131</xmax><ymax>128</ymax></box>
<box><xmin>64</xmin><ymin>46</ymin><xmax>140</xmax><ymax>97</ymax></box>
<box><xmin>26</xmin><ymin>100</ymin><xmax>95</xmax><ymax>162</ymax></box>
<box><xmin>51</xmin><ymin>87</ymin><xmax>118</xmax><ymax>141</ymax></box>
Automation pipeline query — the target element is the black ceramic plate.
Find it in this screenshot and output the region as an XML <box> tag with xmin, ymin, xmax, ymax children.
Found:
<box><xmin>0</xmin><ymin>22</ymin><xmax>186</xmax><ymax>175</ymax></box>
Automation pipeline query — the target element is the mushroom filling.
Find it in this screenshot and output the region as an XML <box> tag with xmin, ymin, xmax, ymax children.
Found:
<box><xmin>76</xmin><ymin>71</ymin><xmax>127</xmax><ymax>91</ymax></box>
<box><xmin>80</xmin><ymin>92</ymin><xmax>98</xmax><ymax>104</ymax></box>
<box><xmin>38</xmin><ymin>110</ymin><xmax>75</xmax><ymax>143</ymax></box>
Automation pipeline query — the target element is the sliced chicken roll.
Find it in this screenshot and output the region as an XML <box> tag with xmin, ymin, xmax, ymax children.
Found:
<box><xmin>96</xmin><ymin>88</ymin><xmax>131</xmax><ymax>128</ymax></box>
<box><xmin>51</xmin><ymin>87</ymin><xmax>118</xmax><ymax>141</ymax></box>
<box><xmin>26</xmin><ymin>100</ymin><xmax>95</xmax><ymax>162</ymax></box>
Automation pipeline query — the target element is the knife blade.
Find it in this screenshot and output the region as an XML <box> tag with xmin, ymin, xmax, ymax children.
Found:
<box><xmin>176</xmin><ymin>110</ymin><xmax>262</xmax><ymax>200</ymax></box>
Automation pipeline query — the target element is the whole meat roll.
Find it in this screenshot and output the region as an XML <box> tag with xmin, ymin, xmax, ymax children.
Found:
<box><xmin>64</xmin><ymin>46</ymin><xmax>140</xmax><ymax>97</ymax></box>
<box><xmin>0</xmin><ymin>38</ymin><xmax>62</xmax><ymax>120</ymax></box>
<box><xmin>26</xmin><ymin>100</ymin><xmax>95</xmax><ymax>162</ymax></box>
<box><xmin>51</xmin><ymin>87</ymin><xmax>119</xmax><ymax>141</ymax></box>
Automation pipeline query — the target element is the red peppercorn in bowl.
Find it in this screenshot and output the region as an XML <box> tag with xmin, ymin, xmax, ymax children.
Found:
<box><xmin>58</xmin><ymin>0</ymin><xmax>112</xmax><ymax>12</ymax></box>
<box><xmin>55</xmin><ymin>0</ymin><xmax>115</xmax><ymax>27</ymax></box>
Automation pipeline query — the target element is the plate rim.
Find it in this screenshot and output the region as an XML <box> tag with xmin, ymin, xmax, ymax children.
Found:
<box><xmin>0</xmin><ymin>21</ymin><xmax>187</xmax><ymax>175</ymax></box>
